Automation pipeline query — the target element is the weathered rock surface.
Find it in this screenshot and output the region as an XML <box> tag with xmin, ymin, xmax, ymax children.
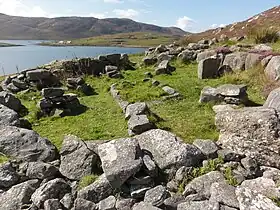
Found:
<box><xmin>0</xmin><ymin>91</ymin><xmax>25</xmax><ymax>113</ymax></box>
<box><xmin>0</xmin><ymin>104</ymin><xmax>20</xmax><ymax>127</ymax></box>
<box><xmin>125</xmin><ymin>102</ymin><xmax>148</xmax><ymax>120</ymax></box>
<box><xmin>31</xmin><ymin>178</ymin><xmax>71</xmax><ymax>208</ymax></box>
<box><xmin>132</xmin><ymin>202</ymin><xmax>161</xmax><ymax>210</ymax></box>
<box><xmin>245</xmin><ymin>53</ymin><xmax>262</xmax><ymax>70</ymax></box>
<box><xmin>196</xmin><ymin>50</ymin><xmax>216</xmax><ymax>62</ymax></box>
<box><xmin>155</xmin><ymin>60</ymin><xmax>176</xmax><ymax>75</ymax></box>
<box><xmin>223</xmin><ymin>52</ymin><xmax>248</xmax><ymax>71</ymax></box>
<box><xmin>135</xmin><ymin>129</ymin><xmax>204</xmax><ymax>171</ymax></box>
<box><xmin>26</xmin><ymin>161</ymin><xmax>59</xmax><ymax>180</ymax></box>
<box><xmin>264</xmin><ymin>87</ymin><xmax>280</xmax><ymax>111</ymax></box>
<box><xmin>265</xmin><ymin>56</ymin><xmax>280</xmax><ymax>80</ymax></box>
<box><xmin>128</xmin><ymin>115</ymin><xmax>155</xmax><ymax>135</ymax></box>
<box><xmin>0</xmin><ymin>162</ymin><xmax>19</xmax><ymax>188</ymax></box>
<box><xmin>73</xmin><ymin>198</ymin><xmax>98</xmax><ymax>210</ymax></box>
<box><xmin>0</xmin><ymin>179</ymin><xmax>40</xmax><ymax>210</ymax></box>
<box><xmin>193</xmin><ymin>139</ymin><xmax>218</xmax><ymax>158</ymax></box>
<box><xmin>59</xmin><ymin>135</ymin><xmax>100</xmax><ymax>180</ymax></box>
<box><xmin>0</xmin><ymin>126</ymin><xmax>58</xmax><ymax>162</ymax></box>
<box><xmin>98</xmin><ymin>138</ymin><xmax>142</xmax><ymax>188</ymax></box>
<box><xmin>144</xmin><ymin>185</ymin><xmax>168</xmax><ymax>207</ymax></box>
<box><xmin>198</xmin><ymin>57</ymin><xmax>220</xmax><ymax>79</ymax></box>
<box><xmin>99</xmin><ymin>195</ymin><xmax>116</xmax><ymax>210</ymax></box>
<box><xmin>216</xmin><ymin>107</ymin><xmax>280</xmax><ymax>168</ymax></box>
<box><xmin>77</xmin><ymin>174</ymin><xmax>114</xmax><ymax>203</ymax></box>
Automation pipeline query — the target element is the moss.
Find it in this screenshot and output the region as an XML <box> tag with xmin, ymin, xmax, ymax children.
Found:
<box><xmin>224</xmin><ymin>167</ymin><xmax>239</xmax><ymax>186</ymax></box>
<box><xmin>0</xmin><ymin>154</ymin><xmax>9</xmax><ymax>165</ymax></box>
<box><xmin>78</xmin><ymin>174</ymin><xmax>99</xmax><ymax>190</ymax></box>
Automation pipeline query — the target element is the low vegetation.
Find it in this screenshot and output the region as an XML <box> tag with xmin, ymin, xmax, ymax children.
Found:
<box><xmin>40</xmin><ymin>32</ymin><xmax>181</xmax><ymax>48</ymax></box>
<box><xmin>78</xmin><ymin>174</ymin><xmax>100</xmax><ymax>190</ymax></box>
<box><xmin>18</xmin><ymin>54</ymin><xmax>265</xmax><ymax>150</ymax></box>
<box><xmin>0</xmin><ymin>154</ymin><xmax>9</xmax><ymax>165</ymax></box>
<box><xmin>248</xmin><ymin>28</ymin><xmax>279</xmax><ymax>44</ymax></box>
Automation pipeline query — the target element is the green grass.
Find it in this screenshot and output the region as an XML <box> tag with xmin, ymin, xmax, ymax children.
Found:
<box><xmin>40</xmin><ymin>32</ymin><xmax>180</xmax><ymax>48</ymax></box>
<box><xmin>0</xmin><ymin>154</ymin><xmax>9</xmax><ymax>165</ymax></box>
<box><xmin>18</xmin><ymin>76</ymin><xmax>128</xmax><ymax>149</ymax></box>
<box><xmin>17</xmin><ymin>54</ymin><xmax>265</xmax><ymax>150</ymax></box>
<box><xmin>115</xmin><ymin>58</ymin><xmax>265</xmax><ymax>143</ymax></box>
<box><xmin>78</xmin><ymin>174</ymin><xmax>99</xmax><ymax>190</ymax></box>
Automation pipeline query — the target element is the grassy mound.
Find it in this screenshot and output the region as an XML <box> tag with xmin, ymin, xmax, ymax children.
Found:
<box><xmin>18</xmin><ymin>54</ymin><xmax>265</xmax><ymax>149</ymax></box>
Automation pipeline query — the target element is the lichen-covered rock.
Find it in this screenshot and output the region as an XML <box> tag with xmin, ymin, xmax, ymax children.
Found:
<box><xmin>196</xmin><ymin>50</ymin><xmax>216</xmax><ymax>62</ymax></box>
<box><xmin>265</xmin><ymin>56</ymin><xmax>280</xmax><ymax>80</ymax></box>
<box><xmin>135</xmin><ymin>129</ymin><xmax>204</xmax><ymax>172</ymax></box>
<box><xmin>98</xmin><ymin>196</ymin><xmax>116</xmax><ymax>210</ymax></box>
<box><xmin>178</xmin><ymin>50</ymin><xmax>196</xmax><ymax>63</ymax></box>
<box><xmin>98</xmin><ymin>138</ymin><xmax>142</xmax><ymax>188</ymax></box>
<box><xmin>77</xmin><ymin>174</ymin><xmax>114</xmax><ymax>203</ymax></box>
<box><xmin>236</xmin><ymin>185</ymin><xmax>280</xmax><ymax>210</ymax></box>
<box><xmin>193</xmin><ymin>139</ymin><xmax>218</xmax><ymax>158</ymax></box>
<box><xmin>245</xmin><ymin>53</ymin><xmax>262</xmax><ymax>70</ymax></box>
<box><xmin>125</xmin><ymin>102</ymin><xmax>149</xmax><ymax>120</ymax></box>
<box><xmin>183</xmin><ymin>171</ymin><xmax>225</xmax><ymax>198</ymax></box>
<box><xmin>0</xmin><ymin>104</ymin><xmax>20</xmax><ymax>127</ymax></box>
<box><xmin>31</xmin><ymin>178</ymin><xmax>71</xmax><ymax>208</ymax></box>
<box><xmin>0</xmin><ymin>126</ymin><xmax>58</xmax><ymax>162</ymax></box>
<box><xmin>264</xmin><ymin>87</ymin><xmax>280</xmax><ymax>111</ymax></box>
<box><xmin>128</xmin><ymin>115</ymin><xmax>155</xmax><ymax>135</ymax></box>
<box><xmin>73</xmin><ymin>198</ymin><xmax>98</xmax><ymax>210</ymax></box>
<box><xmin>0</xmin><ymin>179</ymin><xmax>40</xmax><ymax>210</ymax></box>
<box><xmin>59</xmin><ymin>135</ymin><xmax>100</xmax><ymax>180</ymax></box>
<box><xmin>216</xmin><ymin>107</ymin><xmax>280</xmax><ymax>168</ymax></box>
<box><xmin>223</xmin><ymin>52</ymin><xmax>248</xmax><ymax>71</ymax></box>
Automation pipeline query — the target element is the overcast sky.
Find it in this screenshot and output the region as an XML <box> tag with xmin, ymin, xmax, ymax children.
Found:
<box><xmin>0</xmin><ymin>0</ymin><xmax>279</xmax><ymax>32</ymax></box>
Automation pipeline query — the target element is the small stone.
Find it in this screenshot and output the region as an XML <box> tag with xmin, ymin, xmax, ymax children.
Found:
<box><xmin>144</xmin><ymin>185</ymin><xmax>168</xmax><ymax>207</ymax></box>
<box><xmin>44</xmin><ymin>199</ymin><xmax>62</xmax><ymax>210</ymax></box>
<box><xmin>193</xmin><ymin>139</ymin><xmax>218</xmax><ymax>158</ymax></box>
<box><xmin>99</xmin><ymin>196</ymin><xmax>116</xmax><ymax>210</ymax></box>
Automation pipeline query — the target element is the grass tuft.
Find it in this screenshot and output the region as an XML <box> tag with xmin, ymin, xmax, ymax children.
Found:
<box><xmin>78</xmin><ymin>174</ymin><xmax>99</xmax><ymax>190</ymax></box>
<box><xmin>248</xmin><ymin>28</ymin><xmax>279</xmax><ymax>44</ymax></box>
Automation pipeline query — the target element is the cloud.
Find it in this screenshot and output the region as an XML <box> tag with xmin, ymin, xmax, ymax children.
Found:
<box><xmin>176</xmin><ymin>16</ymin><xmax>194</xmax><ymax>30</ymax></box>
<box><xmin>113</xmin><ymin>9</ymin><xmax>139</xmax><ymax>18</ymax></box>
<box><xmin>104</xmin><ymin>0</ymin><xmax>124</xmax><ymax>3</ymax></box>
<box><xmin>0</xmin><ymin>0</ymin><xmax>50</xmax><ymax>17</ymax></box>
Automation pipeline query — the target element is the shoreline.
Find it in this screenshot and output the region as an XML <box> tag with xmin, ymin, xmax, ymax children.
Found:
<box><xmin>37</xmin><ymin>42</ymin><xmax>150</xmax><ymax>48</ymax></box>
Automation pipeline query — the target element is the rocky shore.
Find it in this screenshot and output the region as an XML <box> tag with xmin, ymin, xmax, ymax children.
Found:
<box><xmin>1</xmin><ymin>37</ymin><xmax>280</xmax><ymax>210</ymax></box>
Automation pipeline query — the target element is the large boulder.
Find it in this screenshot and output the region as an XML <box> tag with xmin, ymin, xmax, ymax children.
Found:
<box><xmin>0</xmin><ymin>104</ymin><xmax>20</xmax><ymax>127</ymax></box>
<box><xmin>77</xmin><ymin>174</ymin><xmax>114</xmax><ymax>203</ymax></box>
<box><xmin>264</xmin><ymin>87</ymin><xmax>280</xmax><ymax>111</ymax></box>
<box><xmin>216</xmin><ymin>107</ymin><xmax>280</xmax><ymax>168</ymax></box>
<box><xmin>135</xmin><ymin>129</ymin><xmax>204</xmax><ymax>172</ymax></box>
<box><xmin>26</xmin><ymin>69</ymin><xmax>60</xmax><ymax>89</ymax></box>
<box><xmin>223</xmin><ymin>52</ymin><xmax>248</xmax><ymax>71</ymax></box>
<box><xmin>265</xmin><ymin>56</ymin><xmax>280</xmax><ymax>80</ymax></box>
<box><xmin>198</xmin><ymin>58</ymin><xmax>220</xmax><ymax>79</ymax></box>
<box><xmin>178</xmin><ymin>50</ymin><xmax>196</xmax><ymax>63</ymax></box>
<box><xmin>0</xmin><ymin>91</ymin><xmax>25</xmax><ymax>113</ymax></box>
<box><xmin>31</xmin><ymin>178</ymin><xmax>71</xmax><ymax>208</ymax></box>
<box><xmin>0</xmin><ymin>179</ymin><xmax>40</xmax><ymax>210</ymax></box>
<box><xmin>98</xmin><ymin>138</ymin><xmax>142</xmax><ymax>188</ymax></box>
<box><xmin>245</xmin><ymin>53</ymin><xmax>262</xmax><ymax>70</ymax></box>
<box><xmin>196</xmin><ymin>50</ymin><xmax>216</xmax><ymax>62</ymax></box>
<box><xmin>0</xmin><ymin>126</ymin><xmax>58</xmax><ymax>162</ymax></box>
<box><xmin>59</xmin><ymin>135</ymin><xmax>100</xmax><ymax>180</ymax></box>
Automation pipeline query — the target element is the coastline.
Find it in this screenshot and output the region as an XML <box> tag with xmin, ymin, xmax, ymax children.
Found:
<box><xmin>37</xmin><ymin>42</ymin><xmax>150</xmax><ymax>48</ymax></box>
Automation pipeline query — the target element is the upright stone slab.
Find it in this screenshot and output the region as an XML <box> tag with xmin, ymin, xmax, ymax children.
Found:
<box><xmin>198</xmin><ymin>58</ymin><xmax>220</xmax><ymax>79</ymax></box>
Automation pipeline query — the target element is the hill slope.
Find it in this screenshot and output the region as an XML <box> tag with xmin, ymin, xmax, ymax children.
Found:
<box><xmin>0</xmin><ymin>13</ymin><xmax>186</xmax><ymax>40</ymax></box>
<box><xmin>190</xmin><ymin>5</ymin><xmax>280</xmax><ymax>41</ymax></box>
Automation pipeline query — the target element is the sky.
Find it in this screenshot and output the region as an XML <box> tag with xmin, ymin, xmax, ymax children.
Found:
<box><xmin>0</xmin><ymin>0</ymin><xmax>279</xmax><ymax>32</ymax></box>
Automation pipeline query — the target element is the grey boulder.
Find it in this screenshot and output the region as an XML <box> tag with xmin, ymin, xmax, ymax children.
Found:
<box><xmin>31</xmin><ymin>178</ymin><xmax>71</xmax><ymax>208</ymax></box>
<box><xmin>41</xmin><ymin>87</ymin><xmax>65</xmax><ymax>98</ymax></box>
<box><xmin>155</xmin><ymin>60</ymin><xmax>176</xmax><ymax>75</ymax></box>
<box><xmin>98</xmin><ymin>138</ymin><xmax>142</xmax><ymax>188</ymax></box>
<box><xmin>125</xmin><ymin>102</ymin><xmax>149</xmax><ymax>120</ymax></box>
<box><xmin>144</xmin><ymin>185</ymin><xmax>169</xmax><ymax>207</ymax></box>
<box><xmin>0</xmin><ymin>91</ymin><xmax>25</xmax><ymax>112</ymax></box>
<box><xmin>0</xmin><ymin>162</ymin><xmax>19</xmax><ymax>188</ymax></box>
<box><xmin>73</xmin><ymin>198</ymin><xmax>98</xmax><ymax>210</ymax></box>
<box><xmin>265</xmin><ymin>56</ymin><xmax>280</xmax><ymax>80</ymax></box>
<box><xmin>193</xmin><ymin>139</ymin><xmax>218</xmax><ymax>158</ymax></box>
<box><xmin>264</xmin><ymin>87</ymin><xmax>280</xmax><ymax>111</ymax></box>
<box><xmin>132</xmin><ymin>202</ymin><xmax>161</xmax><ymax>210</ymax></box>
<box><xmin>98</xmin><ymin>195</ymin><xmax>116</xmax><ymax>210</ymax></box>
<box><xmin>223</xmin><ymin>52</ymin><xmax>248</xmax><ymax>71</ymax></box>
<box><xmin>198</xmin><ymin>58</ymin><xmax>220</xmax><ymax>79</ymax></box>
<box><xmin>245</xmin><ymin>53</ymin><xmax>262</xmax><ymax>70</ymax></box>
<box><xmin>44</xmin><ymin>199</ymin><xmax>63</xmax><ymax>210</ymax></box>
<box><xmin>26</xmin><ymin>161</ymin><xmax>59</xmax><ymax>180</ymax></box>
<box><xmin>0</xmin><ymin>179</ymin><xmax>40</xmax><ymax>210</ymax></box>
<box><xmin>0</xmin><ymin>104</ymin><xmax>20</xmax><ymax>127</ymax></box>
<box><xmin>128</xmin><ymin>115</ymin><xmax>155</xmax><ymax>135</ymax></box>
<box><xmin>0</xmin><ymin>126</ymin><xmax>58</xmax><ymax>162</ymax></box>
<box><xmin>135</xmin><ymin>129</ymin><xmax>204</xmax><ymax>171</ymax></box>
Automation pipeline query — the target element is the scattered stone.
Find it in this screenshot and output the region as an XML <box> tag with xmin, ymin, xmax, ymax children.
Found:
<box><xmin>128</xmin><ymin>115</ymin><xmax>155</xmax><ymax>135</ymax></box>
<box><xmin>178</xmin><ymin>50</ymin><xmax>196</xmax><ymax>63</ymax></box>
<box><xmin>143</xmin><ymin>56</ymin><xmax>157</xmax><ymax>66</ymax></box>
<box><xmin>152</xmin><ymin>79</ymin><xmax>160</xmax><ymax>86</ymax></box>
<box><xmin>67</xmin><ymin>77</ymin><xmax>85</xmax><ymax>87</ymax></box>
<box><xmin>98</xmin><ymin>138</ymin><xmax>142</xmax><ymax>188</ymax></box>
<box><xmin>41</xmin><ymin>87</ymin><xmax>65</xmax><ymax>98</ymax></box>
<box><xmin>217</xmin><ymin>65</ymin><xmax>233</xmax><ymax>77</ymax></box>
<box><xmin>261</xmin><ymin>55</ymin><xmax>273</xmax><ymax>67</ymax></box>
<box><xmin>199</xmin><ymin>86</ymin><xmax>223</xmax><ymax>103</ymax></box>
<box><xmin>217</xmin><ymin>149</ymin><xmax>245</xmax><ymax>162</ymax></box>
<box><xmin>125</xmin><ymin>102</ymin><xmax>149</xmax><ymax>119</ymax></box>
<box><xmin>110</xmin><ymin>84</ymin><xmax>129</xmax><ymax>112</ymax></box>
<box><xmin>0</xmin><ymin>91</ymin><xmax>25</xmax><ymax>113</ymax></box>
<box><xmin>198</xmin><ymin>57</ymin><xmax>220</xmax><ymax>79</ymax></box>
<box><xmin>157</xmin><ymin>52</ymin><xmax>173</xmax><ymax>63</ymax></box>
<box><xmin>155</xmin><ymin>60</ymin><xmax>176</xmax><ymax>75</ymax></box>
<box><xmin>144</xmin><ymin>72</ymin><xmax>153</xmax><ymax>78</ymax></box>
<box><xmin>0</xmin><ymin>126</ymin><xmax>58</xmax><ymax>162</ymax></box>
<box><xmin>177</xmin><ymin>200</ymin><xmax>212</xmax><ymax>210</ymax></box>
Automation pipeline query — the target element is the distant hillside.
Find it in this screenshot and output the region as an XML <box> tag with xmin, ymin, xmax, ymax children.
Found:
<box><xmin>0</xmin><ymin>13</ymin><xmax>187</xmax><ymax>40</ymax></box>
<box><xmin>189</xmin><ymin>5</ymin><xmax>280</xmax><ymax>41</ymax></box>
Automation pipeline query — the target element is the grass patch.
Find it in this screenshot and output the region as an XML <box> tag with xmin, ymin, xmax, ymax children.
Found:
<box><xmin>18</xmin><ymin>76</ymin><xmax>128</xmax><ymax>150</ymax></box>
<box><xmin>248</xmin><ymin>28</ymin><xmax>279</xmax><ymax>44</ymax></box>
<box><xmin>115</xmin><ymin>58</ymin><xmax>265</xmax><ymax>143</ymax></box>
<box><xmin>0</xmin><ymin>154</ymin><xmax>9</xmax><ymax>165</ymax></box>
<box><xmin>40</xmin><ymin>32</ymin><xmax>180</xmax><ymax>48</ymax></box>
<box><xmin>78</xmin><ymin>174</ymin><xmax>99</xmax><ymax>190</ymax></box>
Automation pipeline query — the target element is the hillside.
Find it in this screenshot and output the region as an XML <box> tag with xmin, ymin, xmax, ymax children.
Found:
<box><xmin>190</xmin><ymin>5</ymin><xmax>280</xmax><ymax>41</ymax></box>
<box><xmin>41</xmin><ymin>32</ymin><xmax>181</xmax><ymax>47</ymax></box>
<box><xmin>0</xmin><ymin>13</ymin><xmax>186</xmax><ymax>40</ymax></box>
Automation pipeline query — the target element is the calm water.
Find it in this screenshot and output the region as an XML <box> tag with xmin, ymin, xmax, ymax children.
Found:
<box><xmin>0</xmin><ymin>40</ymin><xmax>145</xmax><ymax>75</ymax></box>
